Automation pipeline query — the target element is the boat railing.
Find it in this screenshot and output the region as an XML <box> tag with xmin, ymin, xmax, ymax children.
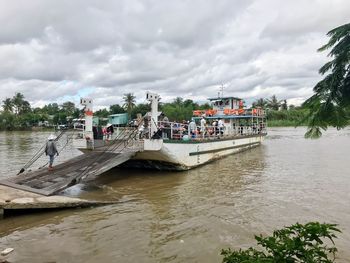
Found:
<box><xmin>139</xmin><ymin>121</ymin><xmax>266</xmax><ymax>141</ymax></box>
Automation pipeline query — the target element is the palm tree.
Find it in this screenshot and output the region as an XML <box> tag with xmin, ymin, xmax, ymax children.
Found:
<box><xmin>2</xmin><ymin>98</ymin><xmax>13</xmax><ymax>112</ymax></box>
<box><xmin>280</xmin><ymin>100</ymin><xmax>288</xmax><ymax>110</ymax></box>
<box><xmin>173</xmin><ymin>97</ymin><xmax>183</xmax><ymax>106</ymax></box>
<box><xmin>303</xmin><ymin>23</ymin><xmax>350</xmax><ymax>138</ymax></box>
<box><xmin>19</xmin><ymin>100</ymin><xmax>31</xmax><ymax>115</ymax></box>
<box><xmin>252</xmin><ymin>98</ymin><xmax>267</xmax><ymax>108</ymax></box>
<box><xmin>122</xmin><ymin>93</ymin><xmax>136</xmax><ymax>118</ymax></box>
<box><xmin>266</xmin><ymin>95</ymin><xmax>281</xmax><ymax>110</ymax></box>
<box><xmin>12</xmin><ymin>92</ymin><xmax>25</xmax><ymax>115</ymax></box>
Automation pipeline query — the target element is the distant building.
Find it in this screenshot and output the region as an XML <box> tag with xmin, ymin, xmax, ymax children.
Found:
<box><xmin>108</xmin><ymin>113</ymin><xmax>128</xmax><ymax>126</ymax></box>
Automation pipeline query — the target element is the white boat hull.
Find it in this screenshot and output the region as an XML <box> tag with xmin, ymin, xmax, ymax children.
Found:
<box><xmin>122</xmin><ymin>134</ymin><xmax>265</xmax><ymax>170</ymax></box>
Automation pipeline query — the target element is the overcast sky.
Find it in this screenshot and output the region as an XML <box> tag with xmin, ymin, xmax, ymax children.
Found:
<box><xmin>0</xmin><ymin>0</ymin><xmax>349</xmax><ymax>109</ymax></box>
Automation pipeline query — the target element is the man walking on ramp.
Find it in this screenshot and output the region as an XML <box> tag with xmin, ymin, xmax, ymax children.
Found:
<box><xmin>45</xmin><ymin>134</ymin><xmax>59</xmax><ymax>171</ymax></box>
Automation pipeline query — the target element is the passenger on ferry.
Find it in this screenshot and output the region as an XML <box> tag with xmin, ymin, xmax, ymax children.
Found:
<box><xmin>212</xmin><ymin>120</ymin><xmax>218</xmax><ymax>135</ymax></box>
<box><xmin>102</xmin><ymin>126</ymin><xmax>107</xmax><ymax>140</ymax></box>
<box><xmin>200</xmin><ymin>116</ymin><xmax>206</xmax><ymax>137</ymax></box>
<box><xmin>138</xmin><ymin>124</ymin><xmax>145</xmax><ymax>139</ymax></box>
<box><xmin>106</xmin><ymin>123</ymin><xmax>114</xmax><ymax>140</ymax></box>
<box><xmin>252</xmin><ymin>123</ymin><xmax>257</xmax><ymax>134</ymax></box>
<box><xmin>162</xmin><ymin>114</ymin><xmax>171</xmax><ymax>139</ymax></box>
<box><xmin>218</xmin><ymin>118</ymin><xmax>224</xmax><ymax>136</ymax></box>
<box><xmin>189</xmin><ymin>119</ymin><xmax>197</xmax><ymax>138</ymax></box>
<box><xmin>181</xmin><ymin>120</ymin><xmax>188</xmax><ymax>136</ymax></box>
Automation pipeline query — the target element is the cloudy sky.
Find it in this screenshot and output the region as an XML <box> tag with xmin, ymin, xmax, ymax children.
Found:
<box><xmin>0</xmin><ymin>0</ymin><xmax>349</xmax><ymax>109</ymax></box>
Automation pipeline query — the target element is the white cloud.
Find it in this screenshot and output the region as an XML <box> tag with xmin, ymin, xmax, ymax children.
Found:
<box><xmin>0</xmin><ymin>0</ymin><xmax>348</xmax><ymax>109</ymax></box>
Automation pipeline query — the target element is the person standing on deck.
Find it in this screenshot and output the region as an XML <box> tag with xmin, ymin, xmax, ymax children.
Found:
<box><xmin>218</xmin><ymin>118</ymin><xmax>224</xmax><ymax>136</ymax></box>
<box><xmin>189</xmin><ymin>119</ymin><xmax>196</xmax><ymax>138</ymax></box>
<box><xmin>45</xmin><ymin>134</ymin><xmax>59</xmax><ymax>171</ymax></box>
<box><xmin>200</xmin><ymin>116</ymin><xmax>206</xmax><ymax>138</ymax></box>
<box><xmin>106</xmin><ymin>123</ymin><xmax>114</xmax><ymax>140</ymax></box>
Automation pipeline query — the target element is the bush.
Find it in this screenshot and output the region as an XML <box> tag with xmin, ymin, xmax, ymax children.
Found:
<box><xmin>221</xmin><ymin>222</ymin><xmax>341</xmax><ymax>263</ymax></box>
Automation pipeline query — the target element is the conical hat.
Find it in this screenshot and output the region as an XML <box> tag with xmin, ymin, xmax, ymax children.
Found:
<box><xmin>48</xmin><ymin>134</ymin><xmax>56</xmax><ymax>140</ymax></box>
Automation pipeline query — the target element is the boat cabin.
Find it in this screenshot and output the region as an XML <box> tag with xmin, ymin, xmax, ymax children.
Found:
<box><xmin>208</xmin><ymin>96</ymin><xmax>243</xmax><ymax>113</ymax></box>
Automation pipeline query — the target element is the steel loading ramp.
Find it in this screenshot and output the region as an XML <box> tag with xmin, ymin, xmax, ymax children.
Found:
<box><xmin>0</xmin><ymin>150</ymin><xmax>136</xmax><ymax>196</ymax></box>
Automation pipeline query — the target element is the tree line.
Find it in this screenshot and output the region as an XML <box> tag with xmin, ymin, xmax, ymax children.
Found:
<box><xmin>1</xmin><ymin>90</ymin><xmax>310</xmax><ymax>131</ymax></box>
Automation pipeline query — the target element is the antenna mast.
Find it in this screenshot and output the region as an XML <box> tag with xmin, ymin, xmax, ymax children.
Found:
<box><xmin>220</xmin><ymin>84</ymin><xmax>224</xmax><ymax>98</ymax></box>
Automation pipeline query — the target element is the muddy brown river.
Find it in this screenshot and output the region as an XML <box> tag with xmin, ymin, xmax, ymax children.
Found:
<box><xmin>0</xmin><ymin>127</ymin><xmax>349</xmax><ymax>262</ymax></box>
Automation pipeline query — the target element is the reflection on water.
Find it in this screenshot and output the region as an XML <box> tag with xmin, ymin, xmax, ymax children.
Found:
<box><xmin>0</xmin><ymin>128</ymin><xmax>349</xmax><ymax>262</ymax></box>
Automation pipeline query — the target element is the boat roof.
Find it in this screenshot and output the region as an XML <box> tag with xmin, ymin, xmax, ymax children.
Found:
<box><xmin>207</xmin><ymin>96</ymin><xmax>242</xmax><ymax>101</ymax></box>
<box><xmin>109</xmin><ymin>113</ymin><xmax>128</xmax><ymax>117</ymax></box>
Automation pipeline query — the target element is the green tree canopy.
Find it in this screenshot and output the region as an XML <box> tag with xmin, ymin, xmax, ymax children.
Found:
<box><xmin>267</xmin><ymin>95</ymin><xmax>281</xmax><ymax>110</ymax></box>
<box><xmin>12</xmin><ymin>92</ymin><xmax>25</xmax><ymax>115</ymax></box>
<box><xmin>130</xmin><ymin>103</ymin><xmax>151</xmax><ymax>119</ymax></box>
<box><xmin>2</xmin><ymin>98</ymin><xmax>13</xmax><ymax>112</ymax></box>
<box><xmin>61</xmin><ymin>101</ymin><xmax>76</xmax><ymax>116</ymax></box>
<box><xmin>109</xmin><ymin>104</ymin><xmax>125</xmax><ymax>114</ymax></box>
<box><xmin>252</xmin><ymin>98</ymin><xmax>268</xmax><ymax>108</ymax></box>
<box><xmin>303</xmin><ymin>23</ymin><xmax>350</xmax><ymax>138</ymax></box>
<box><xmin>94</xmin><ymin>108</ymin><xmax>110</xmax><ymax>118</ymax></box>
<box><xmin>42</xmin><ymin>103</ymin><xmax>59</xmax><ymax>115</ymax></box>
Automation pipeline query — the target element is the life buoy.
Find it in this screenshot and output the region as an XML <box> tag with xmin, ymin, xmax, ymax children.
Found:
<box><xmin>206</xmin><ymin>109</ymin><xmax>216</xmax><ymax>116</ymax></box>
<box><xmin>223</xmin><ymin>109</ymin><xmax>230</xmax><ymax>115</ymax></box>
<box><xmin>193</xmin><ymin>110</ymin><xmax>202</xmax><ymax>116</ymax></box>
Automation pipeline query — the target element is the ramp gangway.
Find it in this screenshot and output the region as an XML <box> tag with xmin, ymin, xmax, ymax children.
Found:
<box><xmin>0</xmin><ymin>146</ymin><xmax>140</xmax><ymax>196</ymax></box>
<box><xmin>0</xmin><ymin>95</ymin><xmax>147</xmax><ymax>196</ymax></box>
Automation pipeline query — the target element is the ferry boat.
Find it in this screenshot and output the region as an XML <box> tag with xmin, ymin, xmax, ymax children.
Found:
<box><xmin>73</xmin><ymin>92</ymin><xmax>267</xmax><ymax>171</ymax></box>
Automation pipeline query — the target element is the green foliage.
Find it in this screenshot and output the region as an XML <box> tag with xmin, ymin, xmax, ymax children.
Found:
<box><xmin>130</xmin><ymin>103</ymin><xmax>150</xmax><ymax>119</ymax></box>
<box><xmin>0</xmin><ymin>93</ymin><xmax>82</xmax><ymax>130</ymax></box>
<box><xmin>304</xmin><ymin>23</ymin><xmax>350</xmax><ymax>138</ymax></box>
<box><xmin>267</xmin><ymin>109</ymin><xmax>309</xmax><ymax>126</ymax></box>
<box><xmin>2</xmin><ymin>98</ymin><xmax>13</xmax><ymax>112</ymax></box>
<box><xmin>252</xmin><ymin>98</ymin><xmax>268</xmax><ymax>108</ymax></box>
<box><xmin>94</xmin><ymin>108</ymin><xmax>110</xmax><ymax>118</ymax></box>
<box><xmin>109</xmin><ymin>104</ymin><xmax>126</xmax><ymax>114</ymax></box>
<box><xmin>160</xmin><ymin>97</ymin><xmax>200</xmax><ymax>121</ymax></box>
<box><xmin>267</xmin><ymin>95</ymin><xmax>281</xmax><ymax>110</ymax></box>
<box><xmin>221</xmin><ymin>222</ymin><xmax>341</xmax><ymax>263</ymax></box>
<box><xmin>61</xmin><ymin>101</ymin><xmax>76</xmax><ymax>116</ymax></box>
<box><xmin>42</xmin><ymin>103</ymin><xmax>59</xmax><ymax>115</ymax></box>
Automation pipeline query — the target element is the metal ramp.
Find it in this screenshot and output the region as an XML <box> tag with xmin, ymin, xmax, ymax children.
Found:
<box><xmin>0</xmin><ymin>149</ymin><xmax>137</xmax><ymax>196</ymax></box>
<box><xmin>1</xmin><ymin>113</ymin><xmax>145</xmax><ymax>196</ymax></box>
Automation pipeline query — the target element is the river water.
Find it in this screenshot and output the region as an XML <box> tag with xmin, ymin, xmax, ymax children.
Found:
<box><xmin>0</xmin><ymin>127</ymin><xmax>349</xmax><ymax>262</ymax></box>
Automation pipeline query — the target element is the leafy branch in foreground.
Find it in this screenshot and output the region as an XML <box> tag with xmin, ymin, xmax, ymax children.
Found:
<box><xmin>221</xmin><ymin>222</ymin><xmax>341</xmax><ymax>263</ymax></box>
<box><xmin>303</xmin><ymin>23</ymin><xmax>350</xmax><ymax>138</ymax></box>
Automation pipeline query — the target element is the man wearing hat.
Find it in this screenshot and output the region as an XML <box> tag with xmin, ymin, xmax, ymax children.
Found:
<box><xmin>45</xmin><ymin>134</ymin><xmax>59</xmax><ymax>171</ymax></box>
